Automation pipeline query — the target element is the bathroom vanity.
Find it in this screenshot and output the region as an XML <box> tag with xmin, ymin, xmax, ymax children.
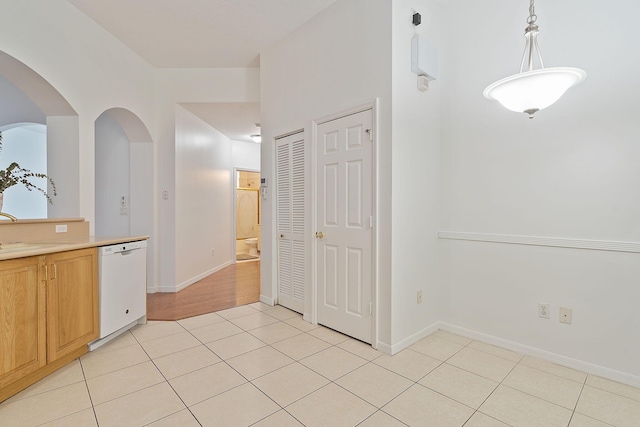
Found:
<box><xmin>0</xmin><ymin>218</ymin><xmax>148</xmax><ymax>402</ymax></box>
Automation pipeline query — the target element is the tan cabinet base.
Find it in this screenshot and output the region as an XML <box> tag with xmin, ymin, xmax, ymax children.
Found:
<box><xmin>0</xmin><ymin>345</ymin><xmax>87</xmax><ymax>403</ymax></box>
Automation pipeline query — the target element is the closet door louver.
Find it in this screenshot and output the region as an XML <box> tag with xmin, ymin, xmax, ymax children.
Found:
<box><xmin>275</xmin><ymin>133</ymin><xmax>306</xmax><ymax>313</ymax></box>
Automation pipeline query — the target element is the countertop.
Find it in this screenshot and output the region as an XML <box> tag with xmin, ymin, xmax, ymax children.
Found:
<box><xmin>0</xmin><ymin>235</ymin><xmax>150</xmax><ymax>261</ymax></box>
<box><xmin>0</xmin><ymin>218</ymin><xmax>86</xmax><ymax>225</ymax></box>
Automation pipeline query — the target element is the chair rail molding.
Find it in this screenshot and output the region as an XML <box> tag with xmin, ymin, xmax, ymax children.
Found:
<box><xmin>438</xmin><ymin>231</ymin><xmax>640</xmax><ymax>253</ymax></box>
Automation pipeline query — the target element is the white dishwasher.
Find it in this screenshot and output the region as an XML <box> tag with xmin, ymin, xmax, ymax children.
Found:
<box><xmin>89</xmin><ymin>240</ymin><xmax>147</xmax><ymax>351</ymax></box>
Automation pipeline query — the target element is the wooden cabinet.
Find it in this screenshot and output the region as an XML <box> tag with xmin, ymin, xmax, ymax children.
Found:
<box><xmin>0</xmin><ymin>256</ymin><xmax>46</xmax><ymax>390</ymax></box>
<box><xmin>47</xmin><ymin>248</ymin><xmax>99</xmax><ymax>362</ymax></box>
<box><xmin>0</xmin><ymin>248</ymin><xmax>98</xmax><ymax>402</ymax></box>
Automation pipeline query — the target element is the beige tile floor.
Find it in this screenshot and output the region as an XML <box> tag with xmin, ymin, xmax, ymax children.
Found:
<box><xmin>2</xmin><ymin>303</ymin><xmax>640</xmax><ymax>426</ymax></box>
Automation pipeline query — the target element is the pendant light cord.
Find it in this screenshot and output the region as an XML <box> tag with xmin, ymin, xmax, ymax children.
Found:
<box><xmin>527</xmin><ymin>0</ymin><xmax>537</xmax><ymax>25</ymax></box>
<box><xmin>519</xmin><ymin>0</ymin><xmax>544</xmax><ymax>73</ymax></box>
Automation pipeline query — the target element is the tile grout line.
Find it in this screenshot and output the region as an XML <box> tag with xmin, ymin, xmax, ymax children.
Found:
<box><xmin>427</xmin><ymin>336</ymin><xmax>593</xmax><ymax>422</ymax></box>
<box><xmin>174</xmin><ymin>310</ymin><xmax>302</xmax><ymax>424</ymax></box>
<box><xmin>11</xmin><ymin>308</ymin><xmax>640</xmax><ymax>427</ymax></box>
<box><xmin>122</xmin><ymin>323</ymin><xmax>198</xmax><ymax>425</ymax></box>
<box><xmin>566</xmin><ymin>376</ymin><xmax>588</xmax><ymax>427</ymax></box>
<box><xmin>566</xmin><ymin>375</ymin><xmax>618</xmax><ymax>427</ymax></box>
<box><xmin>27</xmin><ymin>359</ymin><xmax>100</xmax><ymax>427</ymax></box>
<box><xmin>77</xmin><ymin>357</ymin><xmax>101</xmax><ymax>427</ymax></box>
<box><xmin>176</xmin><ymin>309</ymin><xmax>339</xmax><ymax>426</ymax></box>
<box><xmin>223</xmin><ymin>310</ymin><xmax>390</xmax><ymax>423</ymax></box>
<box><xmin>360</xmin><ymin>409</ymin><xmax>410</xmax><ymax>427</ymax></box>
<box><xmin>445</xmin><ymin>337</ymin><xmax>517</xmax><ymax>427</ymax></box>
<box><xmin>464</xmin><ymin>355</ymin><xmax>522</xmax><ymax>427</ymax></box>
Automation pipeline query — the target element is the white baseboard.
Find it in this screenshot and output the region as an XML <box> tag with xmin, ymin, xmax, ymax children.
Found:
<box><xmin>390</xmin><ymin>321</ymin><xmax>442</xmax><ymax>355</ymax></box>
<box><xmin>173</xmin><ymin>260</ymin><xmax>234</xmax><ymax>293</ymax></box>
<box><xmin>439</xmin><ymin>323</ymin><xmax>640</xmax><ymax>389</ymax></box>
<box><xmin>260</xmin><ymin>294</ymin><xmax>275</xmax><ymax>306</ymax></box>
<box><xmin>376</xmin><ymin>341</ymin><xmax>392</xmax><ymax>355</ymax></box>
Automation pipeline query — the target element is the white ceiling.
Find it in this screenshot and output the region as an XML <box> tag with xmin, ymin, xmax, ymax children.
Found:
<box><xmin>67</xmin><ymin>0</ymin><xmax>338</xmax><ymax>68</ymax></box>
<box><xmin>66</xmin><ymin>0</ymin><xmax>337</xmax><ymax>143</ymax></box>
<box><xmin>180</xmin><ymin>102</ymin><xmax>261</xmax><ymax>143</ymax></box>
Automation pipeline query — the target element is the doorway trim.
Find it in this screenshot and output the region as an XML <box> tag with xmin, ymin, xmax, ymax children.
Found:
<box><xmin>232</xmin><ymin>167</ymin><xmax>261</xmax><ymax>263</ymax></box>
<box><xmin>311</xmin><ymin>99</ymin><xmax>379</xmax><ymax>349</ymax></box>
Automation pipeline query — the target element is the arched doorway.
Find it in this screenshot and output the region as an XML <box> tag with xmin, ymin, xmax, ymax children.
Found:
<box><xmin>0</xmin><ymin>51</ymin><xmax>79</xmax><ymax>218</ymax></box>
<box><xmin>95</xmin><ymin>107</ymin><xmax>155</xmax><ymax>291</ymax></box>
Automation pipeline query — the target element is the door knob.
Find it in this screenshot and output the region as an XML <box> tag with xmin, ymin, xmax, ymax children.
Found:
<box><xmin>280</xmin><ymin>234</ymin><xmax>284</xmax><ymax>238</ymax></box>
<box><xmin>315</xmin><ymin>232</ymin><xmax>324</xmax><ymax>239</ymax></box>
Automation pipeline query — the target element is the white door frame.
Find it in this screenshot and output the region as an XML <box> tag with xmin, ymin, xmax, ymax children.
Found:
<box><xmin>232</xmin><ymin>167</ymin><xmax>260</xmax><ymax>262</ymax></box>
<box><xmin>311</xmin><ymin>99</ymin><xmax>379</xmax><ymax>349</ymax></box>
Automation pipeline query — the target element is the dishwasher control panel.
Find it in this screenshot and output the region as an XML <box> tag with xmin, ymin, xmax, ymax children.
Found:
<box><xmin>100</xmin><ymin>240</ymin><xmax>147</xmax><ymax>255</ymax></box>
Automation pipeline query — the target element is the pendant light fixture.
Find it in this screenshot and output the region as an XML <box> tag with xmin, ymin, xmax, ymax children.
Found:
<box><xmin>483</xmin><ymin>0</ymin><xmax>586</xmax><ymax>118</ymax></box>
<box><xmin>250</xmin><ymin>123</ymin><xmax>261</xmax><ymax>143</ymax></box>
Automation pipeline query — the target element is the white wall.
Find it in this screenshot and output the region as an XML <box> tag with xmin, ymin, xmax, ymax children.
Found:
<box><xmin>439</xmin><ymin>0</ymin><xmax>640</xmax><ymax>384</ymax></box>
<box><xmin>130</xmin><ymin>141</ymin><xmax>155</xmax><ymax>291</ymax></box>
<box><xmin>95</xmin><ymin>113</ymin><xmax>130</xmax><ymax>237</ymax></box>
<box><xmin>2</xmin><ymin>0</ymin><xmax>157</xmax><ymax>222</ymax></box>
<box><xmin>0</xmin><ymin>2</ymin><xmax>259</xmax><ymax>292</ymax></box>
<box><xmin>46</xmin><ymin>115</ymin><xmax>80</xmax><ymax>218</ymax></box>
<box><xmin>1</xmin><ymin>0</ymin><xmax>158</xmax><ymax>278</ymax></box>
<box><xmin>0</xmin><ymin>75</ymin><xmax>45</xmax><ymax>126</ymax></box>
<box><xmin>0</xmin><ymin>125</ymin><xmax>48</xmax><ymax>218</ymax></box>
<box><xmin>232</xmin><ymin>140</ymin><xmax>261</xmax><ymax>171</ymax></box>
<box><xmin>390</xmin><ymin>0</ymin><xmax>443</xmax><ymax>351</ymax></box>
<box><xmin>260</xmin><ymin>0</ymin><xmax>393</xmax><ymax>346</ymax></box>
<box><xmin>174</xmin><ymin>105</ymin><xmax>234</xmax><ymax>290</ymax></box>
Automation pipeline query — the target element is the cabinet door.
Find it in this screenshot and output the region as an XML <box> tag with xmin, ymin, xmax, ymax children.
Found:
<box><xmin>47</xmin><ymin>248</ymin><xmax>99</xmax><ymax>362</ymax></box>
<box><xmin>0</xmin><ymin>256</ymin><xmax>46</xmax><ymax>389</ymax></box>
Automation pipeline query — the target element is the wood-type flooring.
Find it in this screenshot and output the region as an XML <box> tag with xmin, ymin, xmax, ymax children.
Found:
<box><xmin>147</xmin><ymin>261</ymin><xmax>260</xmax><ymax>321</ymax></box>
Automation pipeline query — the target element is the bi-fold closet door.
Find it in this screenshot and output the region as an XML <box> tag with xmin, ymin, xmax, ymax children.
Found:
<box><xmin>275</xmin><ymin>132</ymin><xmax>306</xmax><ymax>313</ymax></box>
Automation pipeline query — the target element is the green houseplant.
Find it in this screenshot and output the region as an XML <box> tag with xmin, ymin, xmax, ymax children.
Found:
<box><xmin>0</xmin><ymin>130</ymin><xmax>56</xmax><ymax>211</ymax></box>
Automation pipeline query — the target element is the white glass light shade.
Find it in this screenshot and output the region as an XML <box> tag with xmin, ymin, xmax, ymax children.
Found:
<box><xmin>484</xmin><ymin>67</ymin><xmax>586</xmax><ymax>115</ymax></box>
<box><xmin>250</xmin><ymin>134</ymin><xmax>262</xmax><ymax>143</ymax></box>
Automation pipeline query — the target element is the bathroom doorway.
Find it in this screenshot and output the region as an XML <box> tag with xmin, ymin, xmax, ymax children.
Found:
<box><xmin>235</xmin><ymin>169</ymin><xmax>261</xmax><ymax>262</ymax></box>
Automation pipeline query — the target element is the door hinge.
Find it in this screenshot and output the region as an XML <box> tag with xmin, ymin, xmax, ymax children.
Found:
<box><xmin>369</xmin><ymin>216</ymin><xmax>373</xmax><ymax>228</ymax></box>
<box><xmin>365</xmin><ymin>128</ymin><xmax>373</xmax><ymax>141</ymax></box>
<box><xmin>369</xmin><ymin>302</ymin><xmax>372</xmax><ymax>315</ymax></box>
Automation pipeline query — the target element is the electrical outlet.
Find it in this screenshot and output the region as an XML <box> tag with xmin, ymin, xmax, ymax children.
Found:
<box><xmin>538</xmin><ymin>303</ymin><xmax>550</xmax><ymax>319</ymax></box>
<box><xmin>417</xmin><ymin>290</ymin><xmax>423</xmax><ymax>304</ymax></box>
<box><xmin>211</xmin><ymin>248</ymin><xmax>215</xmax><ymax>256</ymax></box>
<box><xmin>560</xmin><ymin>307</ymin><xmax>572</xmax><ymax>324</ymax></box>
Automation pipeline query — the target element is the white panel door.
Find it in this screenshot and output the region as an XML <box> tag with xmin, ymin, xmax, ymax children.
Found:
<box><xmin>276</xmin><ymin>132</ymin><xmax>305</xmax><ymax>313</ymax></box>
<box><xmin>316</xmin><ymin>110</ymin><xmax>373</xmax><ymax>343</ymax></box>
